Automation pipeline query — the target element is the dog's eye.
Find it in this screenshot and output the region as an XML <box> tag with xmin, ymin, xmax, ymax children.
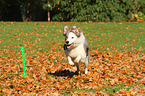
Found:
<box><xmin>72</xmin><ymin>37</ymin><xmax>74</xmax><ymax>39</ymax></box>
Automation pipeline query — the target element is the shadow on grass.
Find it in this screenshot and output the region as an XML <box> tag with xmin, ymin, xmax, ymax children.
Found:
<box><xmin>48</xmin><ymin>69</ymin><xmax>79</xmax><ymax>78</ymax></box>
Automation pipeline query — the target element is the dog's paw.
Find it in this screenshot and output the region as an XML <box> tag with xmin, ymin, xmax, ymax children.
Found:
<box><xmin>85</xmin><ymin>68</ymin><xmax>88</xmax><ymax>74</ymax></box>
<box><xmin>69</xmin><ymin>61</ymin><xmax>74</xmax><ymax>66</ymax></box>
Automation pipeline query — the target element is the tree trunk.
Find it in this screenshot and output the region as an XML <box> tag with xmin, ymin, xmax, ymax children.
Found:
<box><xmin>48</xmin><ymin>10</ymin><xmax>50</xmax><ymax>21</ymax></box>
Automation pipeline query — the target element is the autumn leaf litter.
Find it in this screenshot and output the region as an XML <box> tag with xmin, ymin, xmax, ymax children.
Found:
<box><xmin>1</xmin><ymin>22</ymin><xmax>145</xmax><ymax>95</ymax></box>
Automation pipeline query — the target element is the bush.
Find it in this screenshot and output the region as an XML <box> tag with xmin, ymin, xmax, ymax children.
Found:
<box><xmin>43</xmin><ymin>0</ymin><xmax>145</xmax><ymax>22</ymax></box>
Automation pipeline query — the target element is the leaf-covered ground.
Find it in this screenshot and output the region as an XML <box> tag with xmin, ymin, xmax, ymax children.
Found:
<box><xmin>0</xmin><ymin>22</ymin><xmax>145</xmax><ymax>95</ymax></box>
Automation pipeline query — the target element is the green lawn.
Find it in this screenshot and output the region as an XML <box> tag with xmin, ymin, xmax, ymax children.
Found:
<box><xmin>1</xmin><ymin>22</ymin><xmax>145</xmax><ymax>52</ymax></box>
<box><xmin>0</xmin><ymin>22</ymin><xmax>145</xmax><ymax>95</ymax></box>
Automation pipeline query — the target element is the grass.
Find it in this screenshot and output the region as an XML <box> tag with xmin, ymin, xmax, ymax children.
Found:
<box><xmin>0</xmin><ymin>22</ymin><xmax>145</xmax><ymax>95</ymax></box>
<box><xmin>0</xmin><ymin>22</ymin><xmax>145</xmax><ymax>52</ymax></box>
<box><xmin>61</xmin><ymin>83</ymin><xmax>144</xmax><ymax>95</ymax></box>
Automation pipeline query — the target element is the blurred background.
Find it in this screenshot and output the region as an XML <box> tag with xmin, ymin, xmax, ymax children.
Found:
<box><xmin>0</xmin><ymin>0</ymin><xmax>145</xmax><ymax>22</ymax></box>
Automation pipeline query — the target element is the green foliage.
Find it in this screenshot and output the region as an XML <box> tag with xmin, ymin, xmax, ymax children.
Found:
<box><xmin>43</xmin><ymin>0</ymin><xmax>145</xmax><ymax>22</ymax></box>
<box><xmin>135</xmin><ymin>11</ymin><xmax>145</xmax><ymax>21</ymax></box>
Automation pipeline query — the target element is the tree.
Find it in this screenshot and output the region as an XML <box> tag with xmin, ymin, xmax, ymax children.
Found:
<box><xmin>43</xmin><ymin>0</ymin><xmax>53</xmax><ymax>21</ymax></box>
<box><xmin>42</xmin><ymin>0</ymin><xmax>145</xmax><ymax>22</ymax></box>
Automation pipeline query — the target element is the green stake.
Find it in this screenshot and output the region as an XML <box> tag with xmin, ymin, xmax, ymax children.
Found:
<box><xmin>20</xmin><ymin>46</ymin><xmax>27</xmax><ymax>77</ymax></box>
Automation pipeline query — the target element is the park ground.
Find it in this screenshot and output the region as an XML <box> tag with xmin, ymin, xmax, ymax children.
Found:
<box><xmin>0</xmin><ymin>22</ymin><xmax>145</xmax><ymax>95</ymax></box>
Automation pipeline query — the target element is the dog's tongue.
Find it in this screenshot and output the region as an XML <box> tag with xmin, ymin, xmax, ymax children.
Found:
<box><xmin>67</xmin><ymin>44</ymin><xmax>73</xmax><ymax>48</ymax></box>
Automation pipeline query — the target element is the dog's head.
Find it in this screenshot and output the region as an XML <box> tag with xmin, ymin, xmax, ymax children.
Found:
<box><xmin>63</xmin><ymin>25</ymin><xmax>81</xmax><ymax>49</ymax></box>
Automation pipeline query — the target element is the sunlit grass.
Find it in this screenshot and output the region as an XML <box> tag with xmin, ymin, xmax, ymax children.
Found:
<box><xmin>1</xmin><ymin>22</ymin><xmax>145</xmax><ymax>53</ymax></box>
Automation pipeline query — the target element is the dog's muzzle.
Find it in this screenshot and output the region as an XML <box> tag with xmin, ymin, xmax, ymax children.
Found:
<box><xmin>66</xmin><ymin>43</ymin><xmax>74</xmax><ymax>49</ymax></box>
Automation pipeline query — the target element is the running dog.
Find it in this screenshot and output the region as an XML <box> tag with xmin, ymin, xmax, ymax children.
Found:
<box><xmin>63</xmin><ymin>25</ymin><xmax>89</xmax><ymax>74</ymax></box>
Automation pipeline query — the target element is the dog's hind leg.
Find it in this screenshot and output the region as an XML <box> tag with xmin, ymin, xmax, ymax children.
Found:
<box><xmin>74</xmin><ymin>55</ymin><xmax>81</xmax><ymax>64</ymax></box>
<box><xmin>84</xmin><ymin>56</ymin><xmax>89</xmax><ymax>74</ymax></box>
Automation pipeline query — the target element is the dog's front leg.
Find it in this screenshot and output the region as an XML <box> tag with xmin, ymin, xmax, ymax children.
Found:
<box><xmin>67</xmin><ymin>56</ymin><xmax>74</xmax><ymax>66</ymax></box>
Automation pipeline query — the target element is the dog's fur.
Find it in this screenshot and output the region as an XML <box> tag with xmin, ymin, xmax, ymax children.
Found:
<box><xmin>63</xmin><ymin>25</ymin><xmax>89</xmax><ymax>74</ymax></box>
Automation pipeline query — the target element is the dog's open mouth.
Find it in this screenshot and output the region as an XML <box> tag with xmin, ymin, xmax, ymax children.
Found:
<box><xmin>66</xmin><ymin>43</ymin><xmax>74</xmax><ymax>49</ymax></box>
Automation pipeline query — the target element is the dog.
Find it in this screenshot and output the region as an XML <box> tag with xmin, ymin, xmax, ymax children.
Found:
<box><xmin>63</xmin><ymin>25</ymin><xmax>89</xmax><ymax>74</ymax></box>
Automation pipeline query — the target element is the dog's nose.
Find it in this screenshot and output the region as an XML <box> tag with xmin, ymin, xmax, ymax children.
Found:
<box><xmin>66</xmin><ymin>41</ymin><xmax>69</xmax><ymax>44</ymax></box>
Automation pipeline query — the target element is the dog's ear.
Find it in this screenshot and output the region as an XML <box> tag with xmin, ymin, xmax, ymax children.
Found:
<box><xmin>63</xmin><ymin>25</ymin><xmax>70</xmax><ymax>36</ymax></box>
<box><xmin>72</xmin><ymin>26</ymin><xmax>80</xmax><ymax>37</ymax></box>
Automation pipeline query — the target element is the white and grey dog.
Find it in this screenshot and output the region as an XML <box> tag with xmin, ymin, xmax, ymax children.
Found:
<box><xmin>63</xmin><ymin>25</ymin><xmax>89</xmax><ymax>74</ymax></box>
